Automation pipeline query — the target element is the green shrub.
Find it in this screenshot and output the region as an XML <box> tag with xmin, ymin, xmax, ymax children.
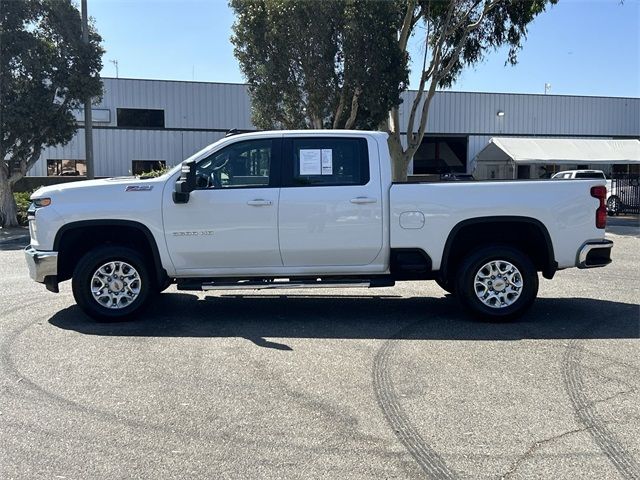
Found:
<box><xmin>13</xmin><ymin>191</ymin><xmax>32</xmax><ymax>226</ymax></box>
<box><xmin>139</xmin><ymin>167</ymin><xmax>169</xmax><ymax>179</ymax></box>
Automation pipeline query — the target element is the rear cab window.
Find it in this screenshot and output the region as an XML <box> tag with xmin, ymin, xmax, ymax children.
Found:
<box><xmin>575</xmin><ymin>172</ymin><xmax>606</xmax><ymax>179</ymax></box>
<box><xmin>283</xmin><ymin>137</ymin><xmax>369</xmax><ymax>187</ymax></box>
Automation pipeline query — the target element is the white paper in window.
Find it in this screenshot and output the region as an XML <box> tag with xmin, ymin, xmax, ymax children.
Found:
<box><xmin>299</xmin><ymin>149</ymin><xmax>321</xmax><ymax>175</ymax></box>
<box><xmin>321</xmin><ymin>149</ymin><xmax>333</xmax><ymax>175</ymax></box>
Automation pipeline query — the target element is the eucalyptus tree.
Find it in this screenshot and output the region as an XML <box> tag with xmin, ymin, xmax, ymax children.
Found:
<box><xmin>230</xmin><ymin>0</ymin><xmax>408</xmax><ymax>130</ymax></box>
<box><xmin>386</xmin><ymin>0</ymin><xmax>558</xmax><ymax>180</ymax></box>
<box><xmin>0</xmin><ymin>0</ymin><xmax>103</xmax><ymax>226</ymax></box>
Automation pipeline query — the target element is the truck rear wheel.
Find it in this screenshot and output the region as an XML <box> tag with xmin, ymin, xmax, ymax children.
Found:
<box><xmin>72</xmin><ymin>245</ymin><xmax>152</xmax><ymax>321</ymax></box>
<box><xmin>607</xmin><ymin>195</ymin><xmax>621</xmax><ymax>216</ymax></box>
<box><xmin>455</xmin><ymin>245</ymin><xmax>538</xmax><ymax>321</ymax></box>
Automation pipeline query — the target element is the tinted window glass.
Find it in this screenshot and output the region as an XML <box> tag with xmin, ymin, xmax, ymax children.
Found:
<box><xmin>575</xmin><ymin>172</ymin><xmax>606</xmax><ymax>179</ymax></box>
<box><xmin>132</xmin><ymin>160</ymin><xmax>166</xmax><ymax>175</ymax></box>
<box><xmin>196</xmin><ymin>139</ymin><xmax>271</xmax><ymax>189</ymax></box>
<box><xmin>413</xmin><ymin>136</ymin><xmax>467</xmax><ymax>174</ymax></box>
<box><xmin>289</xmin><ymin>138</ymin><xmax>369</xmax><ymax>186</ymax></box>
<box><xmin>117</xmin><ymin>108</ymin><xmax>165</xmax><ymax>128</ymax></box>
<box><xmin>47</xmin><ymin>159</ymin><xmax>86</xmax><ymax>176</ymax></box>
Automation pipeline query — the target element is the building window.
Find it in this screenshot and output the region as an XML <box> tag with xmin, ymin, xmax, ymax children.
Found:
<box><xmin>196</xmin><ymin>140</ymin><xmax>272</xmax><ymax>189</ymax></box>
<box><xmin>72</xmin><ymin>108</ymin><xmax>111</xmax><ymax>123</ymax></box>
<box><xmin>517</xmin><ymin>165</ymin><xmax>531</xmax><ymax>179</ymax></box>
<box><xmin>287</xmin><ymin>137</ymin><xmax>369</xmax><ymax>186</ymax></box>
<box><xmin>117</xmin><ymin>108</ymin><xmax>165</xmax><ymax>128</ymax></box>
<box><xmin>132</xmin><ymin>160</ymin><xmax>166</xmax><ymax>175</ymax></box>
<box><xmin>47</xmin><ymin>159</ymin><xmax>86</xmax><ymax>176</ymax></box>
<box><xmin>613</xmin><ymin>164</ymin><xmax>640</xmax><ymax>175</ymax></box>
<box><xmin>413</xmin><ymin>136</ymin><xmax>467</xmax><ymax>174</ymax></box>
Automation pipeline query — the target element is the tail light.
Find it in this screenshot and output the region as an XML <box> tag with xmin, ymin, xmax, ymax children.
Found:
<box><xmin>591</xmin><ymin>186</ymin><xmax>607</xmax><ymax>229</ymax></box>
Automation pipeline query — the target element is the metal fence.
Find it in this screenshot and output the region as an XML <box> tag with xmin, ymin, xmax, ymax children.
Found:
<box><xmin>609</xmin><ymin>174</ymin><xmax>640</xmax><ymax>215</ymax></box>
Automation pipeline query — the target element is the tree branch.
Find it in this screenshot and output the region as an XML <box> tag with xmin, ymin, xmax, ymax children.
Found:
<box><xmin>344</xmin><ymin>87</ymin><xmax>361</xmax><ymax>129</ymax></box>
<box><xmin>333</xmin><ymin>85</ymin><xmax>347</xmax><ymax>129</ymax></box>
<box><xmin>398</xmin><ymin>0</ymin><xmax>418</xmax><ymax>52</ymax></box>
<box><xmin>406</xmin><ymin>1</ymin><xmax>434</xmax><ymax>142</ymax></box>
<box><xmin>436</xmin><ymin>0</ymin><xmax>500</xmax><ymax>85</ymax></box>
<box><xmin>408</xmin><ymin>0</ymin><xmax>501</xmax><ymax>156</ymax></box>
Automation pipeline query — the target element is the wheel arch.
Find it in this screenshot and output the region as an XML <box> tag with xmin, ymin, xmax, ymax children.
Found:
<box><xmin>440</xmin><ymin>216</ymin><xmax>557</xmax><ymax>281</ymax></box>
<box><xmin>54</xmin><ymin>220</ymin><xmax>168</xmax><ymax>286</ymax></box>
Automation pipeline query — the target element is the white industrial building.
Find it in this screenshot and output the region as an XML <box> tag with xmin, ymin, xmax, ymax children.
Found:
<box><xmin>31</xmin><ymin>77</ymin><xmax>640</xmax><ymax>180</ymax></box>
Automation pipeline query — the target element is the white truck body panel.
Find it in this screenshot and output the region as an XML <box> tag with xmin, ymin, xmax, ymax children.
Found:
<box><xmin>390</xmin><ymin>181</ymin><xmax>603</xmax><ymax>270</ymax></box>
<box><xmin>27</xmin><ymin>130</ymin><xmax>608</xmax><ymax>283</ymax></box>
<box><xmin>277</xmin><ymin>135</ymin><xmax>384</xmax><ymax>268</ymax></box>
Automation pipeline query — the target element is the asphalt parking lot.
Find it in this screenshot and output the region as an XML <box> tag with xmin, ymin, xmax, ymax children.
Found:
<box><xmin>1</xmin><ymin>219</ymin><xmax>638</xmax><ymax>480</ymax></box>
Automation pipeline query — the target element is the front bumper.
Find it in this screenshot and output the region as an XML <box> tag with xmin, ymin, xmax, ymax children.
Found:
<box><xmin>576</xmin><ymin>239</ymin><xmax>613</xmax><ymax>269</ymax></box>
<box><xmin>24</xmin><ymin>246</ymin><xmax>58</xmax><ymax>283</ymax></box>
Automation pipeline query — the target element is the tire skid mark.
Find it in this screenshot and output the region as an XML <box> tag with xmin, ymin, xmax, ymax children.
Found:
<box><xmin>562</xmin><ymin>321</ymin><xmax>640</xmax><ymax>480</ymax></box>
<box><xmin>573</xmin><ymin>345</ymin><xmax>640</xmax><ymax>377</ymax></box>
<box><xmin>373</xmin><ymin>319</ymin><xmax>457</xmax><ymax>479</ymax></box>
<box><xmin>0</xmin><ymin>308</ymin><xmax>220</xmax><ymax>441</ymax></box>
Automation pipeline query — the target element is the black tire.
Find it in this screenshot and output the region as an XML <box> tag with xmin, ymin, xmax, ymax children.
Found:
<box><xmin>455</xmin><ymin>245</ymin><xmax>538</xmax><ymax>322</ymax></box>
<box><xmin>155</xmin><ymin>276</ymin><xmax>174</xmax><ymax>294</ymax></box>
<box><xmin>72</xmin><ymin>245</ymin><xmax>152</xmax><ymax>321</ymax></box>
<box><xmin>435</xmin><ymin>277</ymin><xmax>455</xmax><ymax>294</ymax></box>
<box><xmin>607</xmin><ymin>195</ymin><xmax>621</xmax><ymax>216</ymax></box>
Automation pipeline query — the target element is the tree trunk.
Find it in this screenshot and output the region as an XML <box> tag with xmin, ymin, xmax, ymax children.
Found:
<box><xmin>0</xmin><ymin>169</ymin><xmax>20</xmax><ymax>228</ymax></box>
<box><xmin>387</xmin><ymin>132</ymin><xmax>411</xmax><ymax>182</ymax></box>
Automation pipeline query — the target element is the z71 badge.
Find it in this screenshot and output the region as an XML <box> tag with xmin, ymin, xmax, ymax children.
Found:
<box><xmin>125</xmin><ymin>185</ymin><xmax>153</xmax><ymax>192</ymax></box>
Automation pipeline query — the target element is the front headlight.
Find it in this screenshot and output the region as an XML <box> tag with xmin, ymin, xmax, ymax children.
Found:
<box><xmin>32</xmin><ymin>198</ymin><xmax>52</xmax><ymax>208</ymax></box>
<box><xmin>27</xmin><ymin>197</ymin><xmax>52</xmax><ymax>221</ymax></box>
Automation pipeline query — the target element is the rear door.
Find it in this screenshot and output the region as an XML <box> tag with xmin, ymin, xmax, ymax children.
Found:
<box><xmin>278</xmin><ymin>135</ymin><xmax>383</xmax><ymax>267</ymax></box>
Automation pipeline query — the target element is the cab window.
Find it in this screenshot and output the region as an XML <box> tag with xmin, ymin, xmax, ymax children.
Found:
<box><xmin>195</xmin><ymin>139</ymin><xmax>272</xmax><ymax>189</ymax></box>
<box><xmin>284</xmin><ymin>137</ymin><xmax>369</xmax><ymax>187</ymax></box>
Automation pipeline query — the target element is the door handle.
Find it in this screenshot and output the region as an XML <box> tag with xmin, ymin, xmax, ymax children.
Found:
<box><xmin>247</xmin><ymin>199</ymin><xmax>272</xmax><ymax>206</ymax></box>
<box><xmin>350</xmin><ymin>197</ymin><xmax>377</xmax><ymax>204</ymax></box>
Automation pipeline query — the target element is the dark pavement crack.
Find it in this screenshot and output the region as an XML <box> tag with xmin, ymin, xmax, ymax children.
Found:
<box><xmin>500</xmin><ymin>426</ymin><xmax>591</xmax><ymax>480</ymax></box>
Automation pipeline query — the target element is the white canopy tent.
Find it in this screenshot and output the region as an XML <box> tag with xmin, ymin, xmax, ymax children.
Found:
<box><xmin>476</xmin><ymin>137</ymin><xmax>640</xmax><ymax>165</ymax></box>
<box><xmin>473</xmin><ymin>137</ymin><xmax>640</xmax><ymax>179</ymax></box>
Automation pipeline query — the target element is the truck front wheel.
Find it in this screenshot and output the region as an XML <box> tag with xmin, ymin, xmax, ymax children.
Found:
<box><xmin>72</xmin><ymin>246</ymin><xmax>152</xmax><ymax>321</ymax></box>
<box><xmin>455</xmin><ymin>245</ymin><xmax>538</xmax><ymax>321</ymax></box>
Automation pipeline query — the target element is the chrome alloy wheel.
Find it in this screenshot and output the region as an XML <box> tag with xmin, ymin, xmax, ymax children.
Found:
<box><xmin>474</xmin><ymin>260</ymin><xmax>523</xmax><ymax>309</ymax></box>
<box><xmin>90</xmin><ymin>261</ymin><xmax>142</xmax><ymax>309</ymax></box>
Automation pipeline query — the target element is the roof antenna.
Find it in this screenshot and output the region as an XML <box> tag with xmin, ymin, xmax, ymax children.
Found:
<box><xmin>225</xmin><ymin>129</ymin><xmax>240</xmax><ymax>137</ymax></box>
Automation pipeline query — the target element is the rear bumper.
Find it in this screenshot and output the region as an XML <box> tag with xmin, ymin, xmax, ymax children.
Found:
<box><xmin>576</xmin><ymin>239</ymin><xmax>613</xmax><ymax>269</ymax></box>
<box><xmin>24</xmin><ymin>246</ymin><xmax>58</xmax><ymax>283</ymax></box>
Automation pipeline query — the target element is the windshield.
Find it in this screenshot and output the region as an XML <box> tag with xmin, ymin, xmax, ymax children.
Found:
<box><xmin>166</xmin><ymin>137</ymin><xmax>228</xmax><ymax>176</ymax></box>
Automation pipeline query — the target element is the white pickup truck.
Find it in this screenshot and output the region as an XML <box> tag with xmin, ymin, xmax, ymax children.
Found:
<box><xmin>25</xmin><ymin>130</ymin><xmax>613</xmax><ymax>321</ymax></box>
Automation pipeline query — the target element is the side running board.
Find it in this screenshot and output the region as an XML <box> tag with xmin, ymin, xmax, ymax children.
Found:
<box><xmin>177</xmin><ymin>277</ymin><xmax>395</xmax><ymax>291</ymax></box>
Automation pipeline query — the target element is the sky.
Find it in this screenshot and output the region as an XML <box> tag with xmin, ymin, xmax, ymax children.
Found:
<box><xmin>90</xmin><ymin>0</ymin><xmax>640</xmax><ymax>97</ymax></box>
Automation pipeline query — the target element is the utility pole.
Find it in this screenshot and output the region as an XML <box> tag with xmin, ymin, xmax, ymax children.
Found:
<box><xmin>81</xmin><ymin>0</ymin><xmax>95</xmax><ymax>179</ymax></box>
<box><xmin>110</xmin><ymin>59</ymin><xmax>119</xmax><ymax>78</ymax></box>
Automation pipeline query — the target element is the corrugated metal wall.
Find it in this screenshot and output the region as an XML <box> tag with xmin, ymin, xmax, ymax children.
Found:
<box><xmin>100</xmin><ymin>78</ymin><xmax>253</xmax><ymax>130</ymax></box>
<box><xmin>399</xmin><ymin>90</ymin><xmax>639</xmax><ymax>136</ymax></box>
<box><xmin>31</xmin><ymin>129</ymin><xmax>226</xmax><ymax>176</ymax></box>
<box><xmin>32</xmin><ymin>78</ymin><xmax>639</xmax><ymax>177</ymax></box>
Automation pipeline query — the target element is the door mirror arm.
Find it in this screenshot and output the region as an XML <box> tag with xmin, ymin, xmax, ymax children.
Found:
<box><xmin>173</xmin><ymin>159</ymin><xmax>197</xmax><ymax>204</ymax></box>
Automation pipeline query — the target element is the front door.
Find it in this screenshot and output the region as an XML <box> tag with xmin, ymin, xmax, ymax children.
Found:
<box><xmin>278</xmin><ymin>136</ymin><xmax>383</xmax><ymax>267</ymax></box>
<box><xmin>163</xmin><ymin>138</ymin><xmax>282</xmax><ymax>274</ymax></box>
